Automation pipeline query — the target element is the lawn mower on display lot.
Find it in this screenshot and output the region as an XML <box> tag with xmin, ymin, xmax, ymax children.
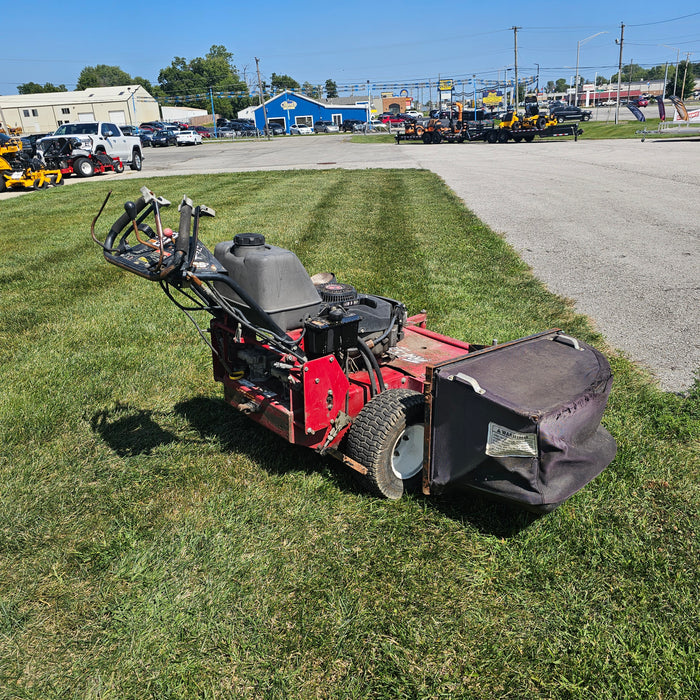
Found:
<box><xmin>92</xmin><ymin>186</ymin><xmax>617</xmax><ymax>513</ymax></box>
<box><xmin>0</xmin><ymin>132</ymin><xmax>63</xmax><ymax>192</ymax></box>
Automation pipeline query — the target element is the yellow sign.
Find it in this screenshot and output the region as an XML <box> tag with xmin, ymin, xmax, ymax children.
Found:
<box><xmin>438</xmin><ymin>79</ymin><xmax>453</xmax><ymax>91</ymax></box>
<box><xmin>280</xmin><ymin>100</ymin><xmax>297</xmax><ymax>110</ymax></box>
<box><xmin>482</xmin><ymin>91</ymin><xmax>503</xmax><ymax>106</ymax></box>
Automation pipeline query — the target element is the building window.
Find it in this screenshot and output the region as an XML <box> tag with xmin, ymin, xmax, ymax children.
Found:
<box><xmin>61</xmin><ymin>108</ymin><xmax>70</xmax><ymax>115</ymax></box>
<box><xmin>23</xmin><ymin>109</ymin><xmax>30</xmax><ymax>117</ymax></box>
<box><xmin>31</xmin><ymin>109</ymin><xmax>38</xmax><ymax>117</ymax></box>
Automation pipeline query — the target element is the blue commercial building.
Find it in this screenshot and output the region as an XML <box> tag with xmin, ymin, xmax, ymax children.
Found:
<box><xmin>249</xmin><ymin>91</ymin><xmax>370</xmax><ymax>134</ymax></box>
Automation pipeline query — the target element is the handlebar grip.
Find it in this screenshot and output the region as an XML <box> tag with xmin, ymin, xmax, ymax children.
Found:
<box><xmin>176</xmin><ymin>197</ymin><xmax>193</xmax><ymax>255</ymax></box>
<box><xmin>105</xmin><ymin>196</ymin><xmax>149</xmax><ymax>250</ymax></box>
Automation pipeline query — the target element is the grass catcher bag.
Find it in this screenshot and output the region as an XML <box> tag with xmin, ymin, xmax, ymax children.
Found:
<box><xmin>426</xmin><ymin>331</ymin><xmax>616</xmax><ymax>512</ymax></box>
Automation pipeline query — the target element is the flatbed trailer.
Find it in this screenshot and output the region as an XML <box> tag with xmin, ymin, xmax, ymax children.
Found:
<box><xmin>470</xmin><ymin>123</ymin><xmax>582</xmax><ymax>144</ymax></box>
<box><xmin>396</xmin><ymin>122</ymin><xmax>582</xmax><ymax>144</ymax></box>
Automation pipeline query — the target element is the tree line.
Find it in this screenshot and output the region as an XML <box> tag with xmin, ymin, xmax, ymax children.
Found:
<box><xmin>16</xmin><ymin>45</ymin><xmax>339</xmax><ymax>120</ymax></box>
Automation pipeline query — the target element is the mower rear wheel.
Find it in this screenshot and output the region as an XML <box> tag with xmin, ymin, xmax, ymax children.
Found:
<box><xmin>74</xmin><ymin>157</ymin><xmax>94</xmax><ymax>178</ymax></box>
<box><xmin>346</xmin><ymin>389</ymin><xmax>425</xmax><ymax>500</ymax></box>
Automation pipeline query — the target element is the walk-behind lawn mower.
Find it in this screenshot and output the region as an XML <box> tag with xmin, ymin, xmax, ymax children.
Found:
<box><xmin>92</xmin><ymin>187</ymin><xmax>617</xmax><ymax>513</ymax></box>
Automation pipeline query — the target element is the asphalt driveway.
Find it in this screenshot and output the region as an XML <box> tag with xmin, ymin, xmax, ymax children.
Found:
<box><xmin>6</xmin><ymin>134</ymin><xmax>699</xmax><ymax>392</ymax></box>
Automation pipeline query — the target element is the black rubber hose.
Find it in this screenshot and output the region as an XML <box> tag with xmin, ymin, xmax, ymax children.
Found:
<box><xmin>358</xmin><ymin>337</ymin><xmax>385</xmax><ymax>393</ymax></box>
<box><xmin>358</xmin><ymin>344</ymin><xmax>377</xmax><ymax>398</ymax></box>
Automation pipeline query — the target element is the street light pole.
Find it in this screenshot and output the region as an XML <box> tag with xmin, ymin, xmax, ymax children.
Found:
<box><xmin>575</xmin><ymin>31</ymin><xmax>607</xmax><ymax>107</ymax></box>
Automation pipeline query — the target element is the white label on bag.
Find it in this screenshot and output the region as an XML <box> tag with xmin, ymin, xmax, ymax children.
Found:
<box><xmin>486</xmin><ymin>422</ymin><xmax>538</xmax><ymax>458</ymax></box>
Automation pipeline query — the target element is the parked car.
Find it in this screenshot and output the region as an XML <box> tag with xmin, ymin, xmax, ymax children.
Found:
<box><xmin>404</xmin><ymin>110</ymin><xmax>423</xmax><ymax>119</ymax></box>
<box><xmin>140</xmin><ymin>121</ymin><xmax>165</xmax><ymax>132</ymax></box>
<box><xmin>290</xmin><ymin>123</ymin><xmax>314</xmax><ymax>135</ymax></box>
<box><xmin>176</xmin><ymin>130</ymin><xmax>203</xmax><ymax>146</ymax></box>
<box><xmin>549</xmin><ymin>103</ymin><xmax>592</xmax><ymax>122</ymax></box>
<box><xmin>632</xmin><ymin>98</ymin><xmax>649</xmax><ymax>107</ymax></box>
<box><xmin>341</xmin><ymin>119</ymin><xmax>364</xmax><ymax>132</ymax></box>
<box><xmin>151</xmin><ymin>130</ymin><xmax>178</xmax><ymax>147</ymax></box>
<box><xmin>217</xmin><ymin>127</ymin><xmax>238</xmax><ymax>138</ymax></box>
<box><xmin>264</xmin><ymin>123</ymin><xmax>285</xmax><ymax>136</ymax></box>
<box><xmin>379</xmin><ymin>113</ymin><xmax>405</xmax><ymax>124</ymax></box>
<box><xmin>190</xmin><ymin>125</ymin><xmax>212</xmax><ymax>138</ymax></box>
<box><xmin>314</xmin><ymin>120</ymin><xmax>339</xmax><ymax>133</ymax></box>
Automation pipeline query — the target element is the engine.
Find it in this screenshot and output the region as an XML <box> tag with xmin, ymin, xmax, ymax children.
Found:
<box><xmin>212</xmin><ymin>234</ymin><xmax>406</xmax><ymax>364</ymax></box>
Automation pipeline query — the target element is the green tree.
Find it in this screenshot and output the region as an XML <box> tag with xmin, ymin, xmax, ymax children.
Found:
<box><xmin>133</xmin><ymin>76</ymin><xmax>163</xmax><ymax>98</ymax></box>
<box><xmin>17</xmin><ymin>82</ymin><xmax>67</xmax><ymax>94</ymax></box>
<box><xmin>76</xmin><ymin>65</ymin><xmax>133</xmax><ymax>89</ymax></box>
<box><xmin>271</xmin><ymin>73</ymin><xmax>300</xmax><ymax>93</ymax></box>
<box><xmin>158</xmin><ymin>45</ymin><xmax>249</xmax><ymax>119</ymax></box>
<box><xmin>301</xmin><ymin>82</ymin><xmax>321</xmax><ymax>99</ymax></box>
<box><xmin>554</xmin><ymin>78</ymin><xmax>568</xmax><ymax>93</ymax></box>
<box><xmin>324</xmin><ymin>79</ymin><xmax>338</xmax><ymax>98</ymax></box>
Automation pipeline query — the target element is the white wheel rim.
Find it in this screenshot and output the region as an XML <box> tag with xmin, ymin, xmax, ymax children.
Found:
<box><xmin>391</xmin><ymin>424</ymin><xmax>424</xmax><ymax>480</ymax></box>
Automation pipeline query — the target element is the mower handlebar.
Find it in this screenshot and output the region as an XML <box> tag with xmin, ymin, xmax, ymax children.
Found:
<box><xmin>106</xmin><ymin>195</ymin><xmax>149</xmax><ymax>250</ymax></box>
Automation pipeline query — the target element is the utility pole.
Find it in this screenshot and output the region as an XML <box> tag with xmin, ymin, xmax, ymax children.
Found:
<box><xmin>255</xmin><ymin>57</ymin><xmax>269</xmax><ymax>139</ymax></box>
<box><xmin>512</xmin><ymin>26</ymin><xmax>521</xmax><ymax>110</ymax></box>
<box><xmin>614</xmin><ymin>22</ymin><xmax>625</xmax><ymax>124</ymax></box>
<box><xmin>681</xmin><ymin>53</ymin><xmax>692</xmax><ymax>100</ymax></box>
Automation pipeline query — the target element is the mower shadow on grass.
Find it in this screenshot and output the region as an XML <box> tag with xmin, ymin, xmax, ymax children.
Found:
<box><xmin>173</xmin><ymin>395</ymin><xmax>361</xmax><ymax>491</ymax></box>
<box><xmin>90</xmin><ymin>402</ymin><xmax>178</xmax><ymax>457</ymax></box>
<box><xmin>172</xmin><ymin>396</ymin><xmax>539</xmax><ymax>538</ymax></box>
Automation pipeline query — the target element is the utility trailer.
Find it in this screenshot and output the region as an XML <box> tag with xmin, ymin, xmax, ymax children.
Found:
<box><xmin>474</xmin><ymin>122</ymin><xmax>583</xmax><ymax>144</ymax></box>
<box><xmin>92</xmin><ymin>186</ymin><xmax>616</xmax><ymax>513</ymax></box>
<box><xmin>397</xmin><ymin>121</ymin><xmax>582</xmax><ymax>144</ymax></box>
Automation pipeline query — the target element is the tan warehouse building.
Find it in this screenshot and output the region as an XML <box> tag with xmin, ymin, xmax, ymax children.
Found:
<box><xmin>0</xmin><ymin>85</ymin><xmax>161</xmax><ymax>134</ymax></box>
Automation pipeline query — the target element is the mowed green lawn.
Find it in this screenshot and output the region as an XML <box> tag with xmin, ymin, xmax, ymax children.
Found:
<box><xmin>0</xmin><ymin>171</ymin><xmax>697</xmax><ymax>699</ymax></box>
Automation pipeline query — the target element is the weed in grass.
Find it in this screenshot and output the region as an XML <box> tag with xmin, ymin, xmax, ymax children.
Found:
<box><xmin>0</xmin><ymin>172</ymin><xmax>697</xmax><ymax>699</ymax></box>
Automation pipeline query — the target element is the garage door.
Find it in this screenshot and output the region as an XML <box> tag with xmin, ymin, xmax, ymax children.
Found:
<box><xmin>109</xmin><ymin>110</ymin><xmax>126</xmax><ymax>125</ymax></box>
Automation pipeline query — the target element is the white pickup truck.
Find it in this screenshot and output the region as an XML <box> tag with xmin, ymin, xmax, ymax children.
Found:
<box><xmin>38</xmin><ymin>122</ymin><xmax>143</xmax><ymax>172</ymax></box>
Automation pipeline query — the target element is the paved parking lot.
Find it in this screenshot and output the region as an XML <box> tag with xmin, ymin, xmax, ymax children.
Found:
<box><xmin>5</xmin><ymin>134</ymin><xmax>699</xmax><ymax>392</ymax></box>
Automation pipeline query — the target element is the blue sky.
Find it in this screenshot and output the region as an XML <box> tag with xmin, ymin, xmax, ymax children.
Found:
<box><xmin>2</xmin><ymin>2</ymin><xmax>698</xmax><ymax>96</ymax></box>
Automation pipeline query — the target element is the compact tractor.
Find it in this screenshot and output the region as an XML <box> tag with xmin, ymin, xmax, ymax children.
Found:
<box><xmin>0</xmin><ymin>133</ymin><xmax>63</xmax><ymax>192</ymax></box>
<box><xmin>92</xmin><ymin>187</ymin><xmax>617</xmax><ymax>513</ymax></box>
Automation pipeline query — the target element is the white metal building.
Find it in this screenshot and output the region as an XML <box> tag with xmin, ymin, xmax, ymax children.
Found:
<box><xmin>0</xmin><ymin>85</ymin><xmax>161</xmax><ymax>134</ymax></box>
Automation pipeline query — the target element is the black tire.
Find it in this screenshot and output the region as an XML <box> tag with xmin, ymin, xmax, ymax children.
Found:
<box><xmin>130</xmin><ymin>150</ymin><xmax>142</xmax><ymax>171</ymax></box>
<box><xmin>557</xmin><ymin>116</ymin><xmax>565</xmax><ymax>124</ymax></box>
<box><xmin>498</xmin><ymin>131</ymin><xmax>509</xmax><ymax>143</ymax></box>
<box><xmin>432</xmin><ymin>131</ymin><xmax>442</xmax><ymax>144</ymax></box>
<box><xmin>513</xmin><ymin>135</ymin><xmax>523</xmax><ymax>143</ymax></box>
<box><xmin>582</xmin><ymin>114</ymin><xmax>591</xmax><ymax>121</ymax></box>
<box><xmin>114</xmin><ymin>160</ymin><xmax>124</xmax><ymax>174</ymax></box>
<box><xmin>0</xmin><ymin>175</ymin><xmax>6</xmax><ymax>193</ymax></box>
<box><xmin>74</xmin><ymin>157</ymin><xmax>94</xmax><ymax>178</ymax></box>
<box><xmin>346</xmin><ymin>389</ymin><xmax>425</xmax><ymax>500</ymax></box>
<box><xmin>486</xmin><ymin>130</ymin><xmax>498</xmax><ymax>144</ymax></box>
<box><xmin>422</xmin><ymin>133</ymin><xmax>432</xmax><ymax>144</ymax></box>
<box><xmin>524</xmin><ymin>134</ymin><xmax>535</xmax><ymax>142</ymax></box>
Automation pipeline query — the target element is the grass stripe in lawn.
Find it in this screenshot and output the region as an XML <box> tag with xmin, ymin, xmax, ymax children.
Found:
<box><xmin>0</xmin><ymin>171</ymin><xmax>697</xmax><ymax>699</ymax></box>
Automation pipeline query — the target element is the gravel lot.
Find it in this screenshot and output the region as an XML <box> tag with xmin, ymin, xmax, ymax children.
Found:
<box><xmin>4</xmin><ymin>133</ymin><xmax>698</xmax><ymax>392</ymax></box>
